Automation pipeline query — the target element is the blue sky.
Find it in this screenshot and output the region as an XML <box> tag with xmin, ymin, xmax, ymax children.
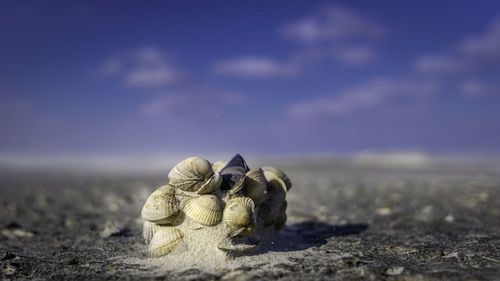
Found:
<box><xmin>1</xmin><ymin>0</ymin><xmax>500</xmax><ymax>156</ymax></box>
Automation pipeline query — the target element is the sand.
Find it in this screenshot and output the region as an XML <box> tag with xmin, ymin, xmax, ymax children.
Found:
<box><xmin>1</xmin><ymin>156</ymin><xmax>499</xmax><ymax>280</ymax></box>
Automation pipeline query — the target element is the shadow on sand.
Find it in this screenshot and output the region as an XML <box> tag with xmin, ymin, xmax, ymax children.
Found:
<box><xmin>240</xmin><ymin>221</ymin><xmax>368</xmax><ymax>256</ymax></box>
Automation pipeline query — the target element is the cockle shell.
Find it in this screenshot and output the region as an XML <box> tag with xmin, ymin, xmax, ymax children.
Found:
<box><xmin>242</xmin><ymin>169</ymin><xmax>267</xmax><ymax>205</ymax></box>
<box><xmin>143</xmin><ymin>221</ymin><xmax>162</xmax><ymax>244</ymax></box>
<box><xmin>184</xmin><ymin>195</ymin><xmax>223</xmax><ymax>226</ymax></box>
<box><xmin>148</xmin><ymin>226</ymin><xmax>184</xmax><ymax>257</ymax></box>
<box><xmin>168</xmin><ymin>157</ymin><xmax>220</xmax><ymax>194</ymax></box>
<box><xmin>223</xmin><ymin>197</ymin><xmax>255</xmax><ymax>229</ymax></box>
<box><xmin>141</xmin><ymin>185</ymin><xmax>179</xmax><ymax>224</ymax></box>
<box><xmin>261</xmin><ymin>166</ymin><xmax>292</xmax><ymax>191</ymax></box>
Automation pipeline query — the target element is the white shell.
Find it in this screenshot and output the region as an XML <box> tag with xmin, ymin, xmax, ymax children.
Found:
<box><xmin>168</xmin><ymin>157</ymin><xmax>217</xmax><ymax>193</ymax></box>
<box><xmin>148</xmin><ymin>226</ymin><xmax>184</xmax><ymax>257</ymax></box>
<box><xmin>184</xmin><ymin>195</ymin><xmax>223</xmax><ymax>226</ymax></box>
<box><xmin>261</xmin><ymin>166</ymin><xmax>292</xmax><ymax>191</ymax></box>
<box><xmin>141</xmin><ymin>185</ymin><xmax>179</xmax><ymax>224</ymax></box>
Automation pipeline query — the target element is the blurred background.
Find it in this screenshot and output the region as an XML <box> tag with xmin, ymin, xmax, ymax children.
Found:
<box><xmin>1</xmin><ymin>0</ymin><xmax>500</xmax><ymax>170</ymax></box>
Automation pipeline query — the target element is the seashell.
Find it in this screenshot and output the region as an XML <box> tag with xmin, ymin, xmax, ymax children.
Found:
<box><xmin>148</xmin><ymin>226</ymin><xmax>184</xmax><ymax>257</ymax></box>
<box><xmin>223</xmin><ymin>197</ymin><xmax>255</xmax><ymax>230</ymax></box>
<box><xmin>220</xmin><ymin>154</ymin><xmax>250</xmax><ymax>190</ymax></box>
<box><xmin>184</xmin><ymin>195</ymin><xmax>223</xmax><ymax>226</ymax></box>
<box><xmin>168</xmin><ymin>157</ymin><xmax>218</xmax><ymax>193</ymax></box>
<box><xmin>242</xmin><ymin>169</ymin><xmax>267</xmax><ymax>205</ymax></box>
<box><xmin>141</xmin><ymin>185</ymin><xmax>179</xmax><ymax>224</ymax></box>
<box><xmin>212</xmin><ymin>161</ymin><xmax>227</xmax><ymax>173</ymax></box>
<box><xmin>196</xmin><ymin>172</ymin><xmax>222</xmax><ymax>195</ymax></box>
<box><xmin>143</xmin><ymin>221</ymin><xmax>162</xmax><ymax>244</ymax></box>
<box><xmin>261</xmin><ymin>166</ymin><xmax>292</xmax><ymax>191</ymax></box>
<box><xmin>259</xmin><ymin>181</ymin><xmax>287</xmax><ymax>226</ymax></box>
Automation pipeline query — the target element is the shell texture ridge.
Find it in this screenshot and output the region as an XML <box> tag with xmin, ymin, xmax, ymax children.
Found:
<box><xmin>141</xmin><ymin>153</ymin><xmax>291</xmax><ymax>257</ymax></box>
<box><xmin>242</xmin><ymin>168</ymin><xmax>267</xmax><ymax>205</ymax></box>
<box><xmin>141</xmin><ymin>185</ymin><xmax>179</xmax><ymax>224</ymax></box>
<box><xmin>184</xmin><ymin>195</ymin><xmax>223</xmax><ymax>225</ymax></box>
<box><xmin>168</xmin><ymin>157</ymin><xmax>214</xmax><ymax>192</ymax></box>
<box><xmin>148</xmin><ymin>226</ymin><xmax>184</xmax><ymax>257</ymax></box>
<box><xmin>223</xmin><ymin>197</ymin><xmax>255</xmax><ymax>229</ymax></box>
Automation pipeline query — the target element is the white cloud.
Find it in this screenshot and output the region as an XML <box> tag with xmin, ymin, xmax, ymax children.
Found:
<box><xmin>458</xmin><ymin>19</ymin><xmax>500</xmax><ymax>61</ymax></box>
<box><xmin>460</xmin><ymin>79</ymin><xmax>500</xmax><ymax>98</ymax></box>
<box><xmin>280</xmin><ymin>5</ymin><xmax>386</xmax><ymax>43</ymax></box>
<box><xmin>212</xmin><ymin>57</ymin><xmax>297</xmax><ymax>77</ymax></box>
<box><xmin>100</xmin><ymin>46</ymin><xmax>180</xmax><ymax>87</ymax></box>
<box><xmin>126</xmin><ymin>66</ymin><xmax>176</xmax><ymax>86</ymax></box>
<box><xmin>414</xmin><ymin>54</ymin><xmax>467</xmax><ymax>74</ymax></box>
<box><xmin>415</xmin><ymin>18</ymin><xmax>500</xmax><ymax>74</ymax></box>
<box><xmin>288</xmin><ymin>78</ymin><xmax>441</xmax><ymax>118</ymax></box>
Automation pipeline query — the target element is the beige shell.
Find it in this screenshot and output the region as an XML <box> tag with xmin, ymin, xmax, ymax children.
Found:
<box><xmin>223</xmin><ymin>197</ymin><xmax>255</xmax><ymax>229</ymax></box>
<box><xmin>212</xmin><ymin>161</ymin><xmax>227</xmax><ymax>173</ymax></box>
<box><xmin>261</xmin><ymin>166</ymin><xmax>292</xmax><ymax>191</ymax></box>
<box><xmin>184</xmin><ymin>195</ymin><xmax>223</xmax><ymax>226</ymax></box>
<box><xmin>148</xmin><ymin>226</ymin><xmax>184</xmax><ymax>257</ymax></box>
<box><xmin>143</xmin><ymin>221</ymin><xmax>162</xmax><ymax>244</ymax></box>
<box><xmin>196</xmin><ymin>172</ymin><xmax>222</xmax><ymax>195</ymax></box>
<box><xmin>141</xmin><ymin>185</ymin><xmax>179</xmax><ymax>224</ymax></box>
<box><xmin>242</xmin><ymin>169</ymin><xmax>267</xmax><ymax>205</ymax></box>
<box><xmin>168</xmin><ymin>157</ymin><xmax>219</xmax><ymax>193</ymax></box>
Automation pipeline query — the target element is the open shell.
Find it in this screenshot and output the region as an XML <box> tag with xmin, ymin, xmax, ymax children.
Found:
<box><xmin>242</xmin><ymin>169</ymin><xmax>267</xmax><ymax>205</ymax></box>
<box><xmin>261</xmin><ymin>166</ymin><xmax>292</xmax><ymax>191</ymax></box>
<box><xmin>220</xmin><ymin>154</ymin><xmax>250</xmax><ymax>190</ymax></box>
<box><xmin>184</xmin><ymin>195</ymin><xmax>223</xmax><ymax>226</ymax></box>
<box><xmin>196</xmin><ymin>172</ymin><xmax>222</xmax><ymax>195</ymax></box>
<box><xmin>168</xmin><ymin>157</ymin><xmax>218</xmax><ymax>193</ymax></box>
<box><xmin>143</xmin><ymin>221</ymin><xmax>162</xmax><ymax>244</ymax></box>
<box><xmin>141</xmin><ymin>185</ymin><xmax>179</xmax><ymax>224</ymax></box>
<box><xmin>148</xmin><ymin>226</ymin><xmax>184</xmax><ymax>257</ymax></box>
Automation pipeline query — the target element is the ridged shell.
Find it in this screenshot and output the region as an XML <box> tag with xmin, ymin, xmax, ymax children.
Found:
<box><xmin>212</xmin><ymin>161</ymin><xmax>227</xmax><ymax>173</ymax></box>
<box><xmin>223</xmin><ymin>197</ymin><xmax>255</xmax><ymax>229</ymax></box>
<box><xmin>184</xmin><ymin>195</ymin><xmax>223</xmax><ymax>225</ymax></box>
<box><xmin>196</xmin><ymin>172</ymin><xmax>222</xmax><ymax>195</ymax></box>
<box><xmin>242</xmin><ymin>169</ymin><xmax>267</xmax><ymax>205</ymax></box>
<box><xmin>148</xmin><ymin>226</ymin><xmax>184</xmax><ymax>257</ymax></box>
<box><xmin>143</xmin><ymin>221</ymin><xmax>162</xmax><ymax>244</ymax></box>
<box><xmin>141</xmin><ymin>185</ymin><xmax>179</xmax><ymax>224</ymax></box>
<box><xmin>168</xmin><ymin>157</ymin><xmax>215</xmax><ymax>192</ymax></box>
<box><xmin>261</xmin><ymin>166</ymin><xmax>292</xmax><ymax>191</ymax></box>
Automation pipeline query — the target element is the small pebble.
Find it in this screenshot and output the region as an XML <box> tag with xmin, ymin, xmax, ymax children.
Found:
<box><xmin>386</xmin><ymin>266</ymin><xmax>404</xmax><ymax>275</ymax></box>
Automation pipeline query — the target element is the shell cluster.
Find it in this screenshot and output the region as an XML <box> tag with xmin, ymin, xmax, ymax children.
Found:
<box><xmin>140</xmin><ymin>154</ymin><xmax>291</xmax><ymax>257</ymax></box>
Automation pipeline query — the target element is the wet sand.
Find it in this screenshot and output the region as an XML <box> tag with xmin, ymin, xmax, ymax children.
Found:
<box><xmin>1</xmin><ymin>157</ymin><xmax>499</xmax><ymax>280</ymax></box>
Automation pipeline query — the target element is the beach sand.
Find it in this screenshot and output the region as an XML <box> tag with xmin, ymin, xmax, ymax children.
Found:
<box><xmin>1</xmin><ymin>156</ymin><xmax>499</xmax><ymax>280</ymax></box>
